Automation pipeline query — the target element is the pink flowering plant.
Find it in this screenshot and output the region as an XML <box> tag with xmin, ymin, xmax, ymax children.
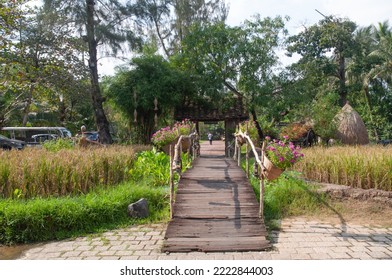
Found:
<box><xmin>151</xmin><ymin>126</ymin><xmax>178</xmax><ymax>148</ymax></box>
<box><xmin>264</xmin><ymin>135</ymin><xmax>304</xmax><ymax>170</ymax></box>
<box><xmin>151</xmin><ymin>119</ymin><xmax>194</xmax><ymax>148</ymax></box>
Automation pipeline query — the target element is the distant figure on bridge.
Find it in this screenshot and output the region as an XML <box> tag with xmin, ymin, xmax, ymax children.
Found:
<box><xmin>208</xmin><ymin>132</ymin><xmax>213</xmax><ymax>145</ymax></box>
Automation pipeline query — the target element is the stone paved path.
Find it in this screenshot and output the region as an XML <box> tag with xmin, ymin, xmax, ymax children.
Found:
<box><xmin>17</xmin><ymin>217</ymin><xmax>392</xmax><ymax>260</ymax></box>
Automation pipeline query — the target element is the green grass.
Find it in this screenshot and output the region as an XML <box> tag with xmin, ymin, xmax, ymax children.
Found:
<box><xmin>242</xmin><ymin>158</ymin><xmax>329</xmax><ymax>229</ymax></box>
<box><xmin>0</xmin><ymin>181</ymin><xmax>169</xmax><ymax>244</ymax></box>
<box><xmin>0</xmin><ymin>146</ymin><xmax>193</xmax><ymax>245</ymax></box>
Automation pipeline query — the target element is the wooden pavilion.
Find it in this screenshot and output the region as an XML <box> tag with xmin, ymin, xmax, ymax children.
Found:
<box><xmin>174</xmin><ymin>96</ymin><xmax>249</xmax><ymax>156</ymax></box>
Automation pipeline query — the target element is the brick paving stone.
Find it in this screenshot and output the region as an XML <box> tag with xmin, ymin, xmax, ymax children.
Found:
<box><xmin>368</xmin><ymin>246</ymin><xmax>391</xmax><ymax>252</ymax></box>
<box><xmin>97</xmin><ymin>250</ymin><xmax>116</xmax><ymax>256</ymax></box>
<box><xmin>75</xmin><ymin>245</ymin><xmax>94</xmax><ymax>251</ymax></box>
<box><xmin>295</xmin><ymin>248</ymin><xmax>315</xmax><ymax>254</ymax></box>
<box><xmin>109</xmin><ymin>245</ymin><xmax>129</xmax><ymax>251</ymax></box>
<box><xmin>79</xmin><ymin>251</ymin><xmax>100</xmax><ymax>258</ymax></box>
<box><xmin>309</xmin><ymin>253</ymin><xmax>333</xmax><ymax>260</ymax></box>
<box><xmin>61</xmin><ymin>251</ymin><xmax>82</xmax><ymax>258</ymax></box>
<box><xmin>350</xmin><ymin>246</ymin><xmax>371</xmax><ymax>252</ymax></box>
<box><xmin>367</xmin><ymin>251</ymin><xmax>391</xmax><ymax>259</ymax></box>
<box><xmin>270</xmin><ymin>253</ymin><xmax>292</xmax><ymax>260</ymax></box>
<box><xmin>290</xmin><ymin>253</ymin><xmax>311</xmax><ymax>260</ymax></box>
<box><xmin>101</xmin><ymin>256</ymin><xmax>120</xmax><ymax>260</ymax></box>
<box><xmin>313</xmin><ymin>247</ymin><xmax>334</xmax><ymax>253</ymax></box>
<box><xmin>94</xmin><ymin>245</ymin><xmax>111</xmax><ymax>251</ymax></box>
<box><xmin>327</xmin><ymin>252</ymin><xmax>352</xmax><ymax>259</ymax></box>
<box><xmin>15</xmin><ymin>218</ymin><xmax>392</xmax><ymax>261</ymax></box>
<box><xmin>134</xmin><ymin>250</ymin><xmax>152</xmax><ymax>256</ymax></box>
<box><xmin>348</xmin><ymin>252</ymin><xmax>373</xmax><ymax>260</ymax></box>
<box><xmin>120</xmin><ymin>256</ymin><xmax>140</xmax><ymax>260</ymax></box>
<box><xmin>314</xmin><ymin>241</ymin><xmax>336</xmax><ymax>247</ymax></box>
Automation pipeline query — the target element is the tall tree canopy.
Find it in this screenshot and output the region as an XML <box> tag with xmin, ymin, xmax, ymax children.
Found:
<box><xmin>105</xmin><ymin>54</ymin><xmax>194</xmax><ymax>143</ymax></box>
<box><xmin>287</xmin><ymin>15</ymin><xmax>358</xmax><ymax>106</ymax></box>
<box><xmin>133</xmin><ymin>0</ymin><xmax>228</xmax><ymax>57</ymax></box>
<box><xmin>177</xmin><ymin>15</ymin><xmax>288</xmax><ymax>138</ymax></box>
<box><xmin>42</xmin><ymin>0</ymin><xmax>143</xmax><ymax>143</ymax></box>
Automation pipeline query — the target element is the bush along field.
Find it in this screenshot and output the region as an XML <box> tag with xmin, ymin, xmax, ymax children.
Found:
<box><xmin>0</xmin><ymin>146</ymin><xmax>191</xmax><ymax>244</ymax></box>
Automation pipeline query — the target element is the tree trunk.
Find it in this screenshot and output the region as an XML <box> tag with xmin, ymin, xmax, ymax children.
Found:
<box><xmin>86</xmin><ymin>0</ymin><xmax>112</xmax><ymax>144</ymax></box>
<box><xmin>22</xmin><ymin>84</ymin><xmax>34</xmax><ymax>126</ymax></box>
<box><xmin>250</xmin><ymin>108</ymin><xmax>264</xmax><ymax>145</ymax></box>
<box><xmin>338</xmin><ymin>54</ymin><xmax>348</xmax><ymax>106</ymax></box>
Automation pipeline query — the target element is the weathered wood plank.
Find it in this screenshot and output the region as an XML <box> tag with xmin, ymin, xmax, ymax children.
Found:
<box><xmin>162</xmin><ymin>141</ymin><xmax>270</xmax><ymax>253</ymax></box>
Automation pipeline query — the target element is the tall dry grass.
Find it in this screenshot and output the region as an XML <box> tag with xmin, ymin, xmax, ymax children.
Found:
<box><xmin>292</xmin><ymin>145</ymin><xmax>392</xmax><ymax>191</ymax></box>
<box><xmin>0</xmin><ymin>145</ymin><xmax>149</xmax><ymax>198</ymax></box>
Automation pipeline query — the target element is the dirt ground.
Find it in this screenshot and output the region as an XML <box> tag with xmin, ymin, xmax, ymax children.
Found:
<box><xmin>300</xmin><ymin>197</ymin><xmax>392</xmax><ymax>228</ymax></box>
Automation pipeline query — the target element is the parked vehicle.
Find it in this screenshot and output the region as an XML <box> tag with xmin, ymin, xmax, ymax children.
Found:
<box><xmin>84</xmin><ymin>131</ymin><xmax>99</xmax><ymax>142</ymax></box>
<box><xmin>0</xmin><ymin>127</ymin><xmax>71</xmax><ymax>145</ymax></box>
<box><xmin>0</xmin><ymin>135</ymin><xmax>26</xmax><ymax>150</ymax></box>
<box><xmin>31</xmin><ymin>134</ymin><xmax>59</xmax><ymax>143</ymax></box>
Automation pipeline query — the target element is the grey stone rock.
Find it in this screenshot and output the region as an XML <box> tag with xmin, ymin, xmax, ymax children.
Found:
<box><xmin>127</xmin><ymin>198</ymin><xmax>149</xmax><ymax>218</ymax></box>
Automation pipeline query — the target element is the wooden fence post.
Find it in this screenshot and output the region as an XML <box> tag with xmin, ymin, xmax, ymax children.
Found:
<box><xmin>169</xmin><ymin>144</ymin><xmax>174</xmax><ymax>219</ymax></box>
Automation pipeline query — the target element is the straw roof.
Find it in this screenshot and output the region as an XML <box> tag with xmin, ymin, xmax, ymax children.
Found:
<box><xmin>335</xmin><ymin>103</ymin><xmax>369</xmax><ymax>145</ymax></box>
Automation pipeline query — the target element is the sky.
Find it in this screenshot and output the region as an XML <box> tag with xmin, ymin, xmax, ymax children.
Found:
<box><xmin>100</xmin><ymin>0</ymin><xmax>392</xmax><ymax>75</ymax></box>
<box><xmin>225</xmin><ymin>0</ymin><xmax>391</xmax><ymax>30</ymax></box>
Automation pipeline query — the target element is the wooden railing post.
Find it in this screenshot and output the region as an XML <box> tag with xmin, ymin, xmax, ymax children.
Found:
<box><xmin>169</xmin><ymin>131</ymin><xmax>199</xmax><ymax>220</ymax></box>
<box><xmin>169</xmin><ymin>144</ymin><xmax>174</xmax><ymax>219</ymax></box>
<box><xmin>246</xmin><ymin>141</ymin><xmax>249</xmax><ymax>178</ymax></box>
<box><xmin>234</xmin><ymin>130</ymin><xmax>267</xmax><ymax>220</ymax></box>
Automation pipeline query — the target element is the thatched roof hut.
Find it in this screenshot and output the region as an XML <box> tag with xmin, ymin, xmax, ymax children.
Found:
<box><xmin>335</xmin><ymin>103</ymin><xmax>369</xmax><ymax>145</ymax></box>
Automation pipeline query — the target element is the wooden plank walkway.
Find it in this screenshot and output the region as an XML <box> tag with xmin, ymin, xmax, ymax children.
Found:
<box><xmin>162</xmin><ymin>140</ymin><xmax>270</xmax><ymax>252</ymax></box>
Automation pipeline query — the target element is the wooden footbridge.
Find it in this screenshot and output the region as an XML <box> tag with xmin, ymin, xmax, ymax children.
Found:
<box><xmin>162</xmin><ymin>140</ymin><xmax>270</xmax><ymax>253</ymax></box>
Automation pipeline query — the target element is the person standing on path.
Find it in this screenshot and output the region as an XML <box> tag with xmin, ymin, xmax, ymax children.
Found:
<box><xmin>208</xmin><ymin>132</ymin><xmax>213</xmax><ymax>145</ymax></box>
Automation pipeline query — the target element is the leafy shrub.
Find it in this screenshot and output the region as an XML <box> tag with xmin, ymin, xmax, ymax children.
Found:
<box><xmin>129</xmin><ymin>148</ymin><xmax>192</xmax><ymax>187</ymax></box>
<box><xmin>130</xmin><ymin>148</ymin><xmax>172</xmax><ymax>186</ymax></box>
<box><xmin>42</xmin><ymin>138</ymin><xmax>74</xmax><ymax>152</ymax></box>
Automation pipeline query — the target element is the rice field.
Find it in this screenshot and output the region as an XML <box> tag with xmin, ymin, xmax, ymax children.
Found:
<box><xmin>0</xmin><ymin>145</ymin><xmax>149</xmax><ymax>199</ymax></box>
<box><xmin>292</xmin><ymin>145</ymin><xmax>392</xmax><ymax>191</ymax></box>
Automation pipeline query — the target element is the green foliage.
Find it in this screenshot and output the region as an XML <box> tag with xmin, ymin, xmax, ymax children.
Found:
<box><xmin>262</xmin><ymin>174</ymin><xmax>327</xmax><ymax>222</ymax></box>
<box><xmin>238</xmin><ymin>120</ymin><xmax>259</xmax><ymax>144</ymax></box>
<box><xmin>178</xmin><ymin>15</ymin><xmax>288</xmax><ymax>113</ymax></box>
<box><xmin>105</xmin><ymin>55</ymin><xmax>195</xmax><ymax>144</ymax></box>
<box><xmin>311</xmin><ymin>92</ymin><xmax>340</xmax><ymax>140</ymax></box>
<box><xmin>42</xmin><ymin>138</ymin><xmax>75</xmax><ymax>152</ymax></box>
<box><xmin>129</xmin><ymin>148</ymin><xmax>192</xmax><ymax>187</ymax></box>
<box><xmin>245</xmin><ymin>165</ymin><xmax>328</xmax><ymax>222</ymax></box>
<box><xmin>0</xmin><ymin>183</ymin><xmax>168</xmax><ymax>244</ymax></box>
<box><xmin>130</xmin><ymin>148</ymin><xmax>172</xmax><ymax>187</ymax></box>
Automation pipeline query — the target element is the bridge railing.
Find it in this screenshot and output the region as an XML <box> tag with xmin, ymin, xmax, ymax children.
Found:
<box><xmin>233</xmin><ymin>129</ymin><xmax>267</xmax><ymax>219</ymax></box>
<box><xmin>168</xmin><ymin>131</ymin><xmax>200</xmax><ymax>219</ymax></box>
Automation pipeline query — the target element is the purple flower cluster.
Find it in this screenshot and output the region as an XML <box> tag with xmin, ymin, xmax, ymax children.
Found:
<box><xmin>265</xmin><ymin>135</ymin><xmax>304</xmax><ymax>170</ymax></box>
